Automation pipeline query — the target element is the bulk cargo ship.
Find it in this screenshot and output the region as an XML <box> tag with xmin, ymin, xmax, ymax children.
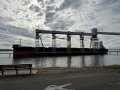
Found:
<box><xmin>13</xmin><ymin>28</ymin><xmax>108</xmax><ymax>58</ymax></box>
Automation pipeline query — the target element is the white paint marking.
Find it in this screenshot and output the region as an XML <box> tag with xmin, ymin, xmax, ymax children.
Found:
<box><xmin>44</xmin><ymin>83</ymin><xmax>74</xmax><ymax>90</ymax></box>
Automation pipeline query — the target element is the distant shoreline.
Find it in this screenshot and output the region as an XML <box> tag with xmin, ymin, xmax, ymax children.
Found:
<box><xmin>0</xmin><ymin>49</ymin><xmax>13</xmax><ymax>51</ymax></box>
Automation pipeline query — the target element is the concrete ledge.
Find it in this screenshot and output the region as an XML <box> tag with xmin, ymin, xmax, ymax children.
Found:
<box><xmin>0</xmin><ymin>69</ymin><xmax>38</xmax><ymax>76</ymax></box>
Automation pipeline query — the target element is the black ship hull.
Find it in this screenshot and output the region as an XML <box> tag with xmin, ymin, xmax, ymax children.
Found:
<box><xmin>13</xmin><ymin>45</ymin><xmax>108</xmax><ymax>59</ymax></box>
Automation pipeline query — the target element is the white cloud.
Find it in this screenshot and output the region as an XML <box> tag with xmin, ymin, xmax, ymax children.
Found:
<box><xmin>0</xmin><ymin>0</ymin><xmax>120</xmax><ymax>48</ymax></box>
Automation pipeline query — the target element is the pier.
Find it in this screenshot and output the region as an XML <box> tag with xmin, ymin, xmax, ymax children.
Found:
<box><xmin>35</xmin><ymin>28</ymin><xmax>105</xmax><ymax>52</ymax></box>
<box><xmin>12</xmin><ymin>28</ymin><xmax>120</xmax><ymax>58</ymax></box>
<box><xmin>108</xmin><ymin>49</ymin><xmax>120</xmax><ymax>55</ymax></box>
<box><xmin>35</xmin><ymin>28</ymin><xmax>120</xmax><ymax>52</ymax></box>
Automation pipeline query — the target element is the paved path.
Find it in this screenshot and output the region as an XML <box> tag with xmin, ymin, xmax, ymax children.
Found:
<box><xmin>0</xmin><ymin>72</ymin><xmax>120</xmax><ymax>90</ymax></box>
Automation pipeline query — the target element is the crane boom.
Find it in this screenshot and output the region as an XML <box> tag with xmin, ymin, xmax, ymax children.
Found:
<box><xmin>98</xmin><ymin>32</ymin><xmax>120</xmax><ymax>36</ymax></box>
<box><xmin>36</xmin><ymin>29</ymin><xmax>92</xmax><ymax>36</ymax></box>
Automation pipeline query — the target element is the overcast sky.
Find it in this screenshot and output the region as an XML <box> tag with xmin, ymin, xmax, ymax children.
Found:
<box><xmin>0</xmin><ymin>0</ymin><xmax>120</xmax><ymax>49</ymax></box>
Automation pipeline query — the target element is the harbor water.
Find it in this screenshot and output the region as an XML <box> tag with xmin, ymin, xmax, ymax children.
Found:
<box><xmin>0</xmin><ymin>51</ymin><xmax>120</xmax><ymax>68</ymax></box>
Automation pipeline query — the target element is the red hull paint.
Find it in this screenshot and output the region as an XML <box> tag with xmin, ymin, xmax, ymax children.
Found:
<box><xmin>13</xmin><ymin>45</ymin><xmax>108</xmax><ymax>59</ymax></box>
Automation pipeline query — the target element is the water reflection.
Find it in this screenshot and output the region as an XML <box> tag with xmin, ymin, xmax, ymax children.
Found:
<box><xmin>81</xmin><ymin>56</ymin><xmax>85</xmax><ymax>67</ymax></box>
<box><xmin>1</xmin><ymin>53</ymin><xmax>120</xmax><ymax>68</ymax></box>
<box><xmin>67</xmin><ymin>56</ymin><xmax>71</xmax><ymax>67</ymax></box>
<box><xmin>12</xmin><ymin>55</ymin><xmax>105</xmax><ymax>68</ymax></box>
<box><xmin>89</xmin><ymin>55</ymin><xmax>104</xmax><ymax>66</ymax></box>
<box><xmin>35</xmin><ymin>57</ymin><xmax>44</xmax><ymax>67</ymax></box>
<box><xmin>52</xmin><ymin>57</ymin><xmax>57</xmax><ymax>67</ymax></box>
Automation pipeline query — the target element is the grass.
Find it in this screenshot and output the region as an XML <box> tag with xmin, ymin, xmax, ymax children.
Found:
<box><xmin>36</xmin><ymin>66</ymin><xmax>106</xmax><ymax>74</ymax></box>
<box><xmin>103</xmin><ymin>65</ymin><xmax>120</xmax><ymax>73</ymax></box>
<box><xmin>36</xmin><ymin>65</ymin><xmax>120</xmax><ymax>74</ymax></box>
